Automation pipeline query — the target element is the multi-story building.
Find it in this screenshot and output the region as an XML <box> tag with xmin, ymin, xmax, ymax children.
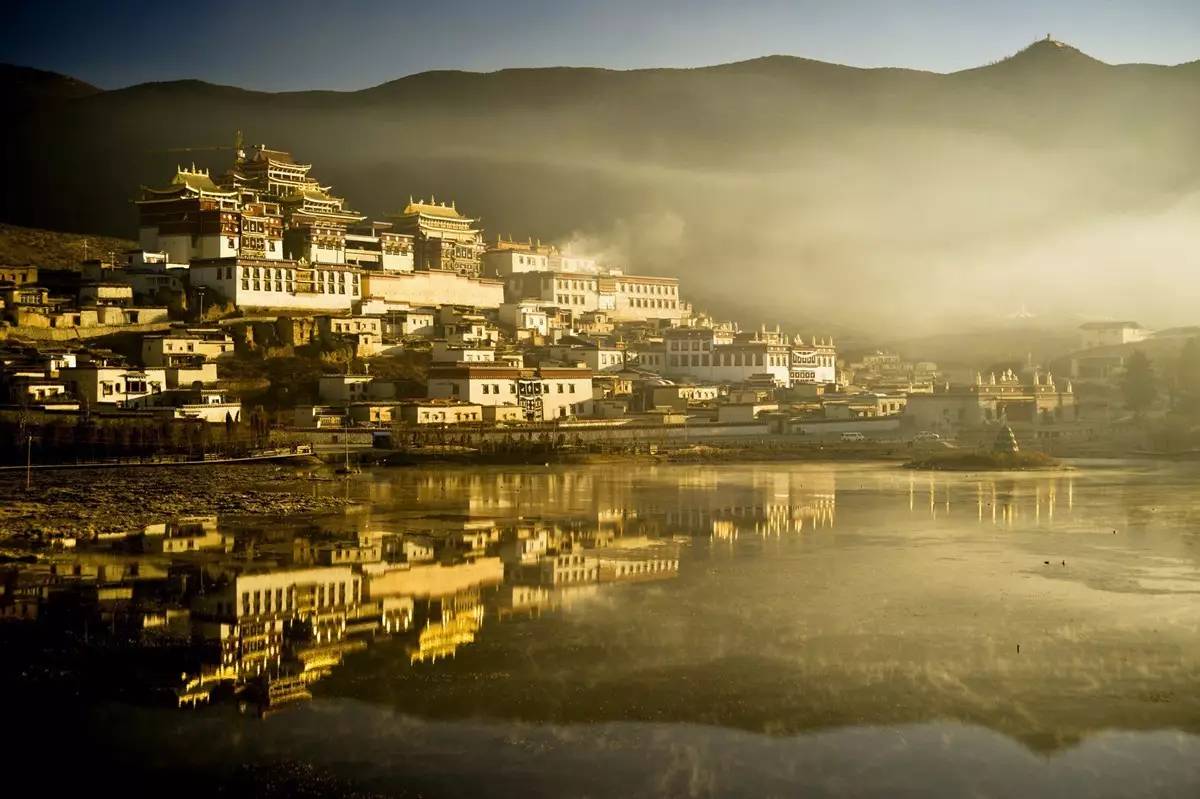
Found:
<box><xmin>504</xmin><ymin>270</ymin><xmax>607</xmax><ymax>312</ymax></box>
<box><xmin>237</xmin><ymin>200</ymin><xmax>284</xmax><ymax>261</ymax></box>
<box><xmin>481</xmin><ymin>238</ymin><xmax>551</xmax><ymax>278</ymax></box>
<box><xmin>0</xmin><ymin>265</ymin><xmax>38</xmax><ymax>286</ymax></box>
<box><xmin>790</xmin><ymin>337</ymin><xmax>838</xmax><ymax>385</ymax></box>
<box><xmin>344</xmin><ymin>222</ymin><xmax>414</xmax><ymax>272</ymax></box>
<box><xmin>136</xmin><ymin>167</ymin><xmax>242</xmax><ymax>264</ymax></box>
<box><xmin>427</xmin><ymin>364</ymin><xmax>594</xmax><ymax>421</ymax></box>
<box><xmin>498</xmin><ymin>302</ymin><xmax>550</xmax><ymax>336</ymax></box>
<box><xmin>316</xmin><ymin>315</ymin><xmax>384</xmax><ymax>356</ymax></box>
<box><xmin>662</xmin><ymin>328</ymin><xmax>791</xmax><ymax>387</ymax></box>
<box><xmin>59</xmin><ymin>364</ymin><xmax>167</xmax><ymax>406</ymax></box>
<box><xmin>903</xmin><ymin>369</ymin><xmax>1077</xmax><ymax>436</ymax></box>
<box><xmin>388</xmin><ymin>199</ymin><xmax>485</xmax><ymax>277</ymax></box>
<box><xmin>547</xmin><ymin>344</ymin><xmax>625</xmax><ymax>372</ymax></box>
<box><xmin>431</xmin><ymin>342</ymin><xmax>496</xmax><ymax>364</ymax></box>
<box><xmin>1077</xmin><ymin>321</ymin><xmax>1149</xmax><ymax>350</ymax></box>
<box><xmin>605</xmin><ymin>273</ymin><xmax>684</xmax><ymax>321</ymax></box>
<box><xmin>188</xmin><ymin>258</ymin><xmax>362</xmax><ymax>312</ymax></box>
<box><xmin>140</xmin><ymin>329</ymin><xmax>235</xmax><ymax>367</ymax></box>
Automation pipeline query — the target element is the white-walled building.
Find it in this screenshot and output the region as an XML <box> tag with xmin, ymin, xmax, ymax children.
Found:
<box><xmin>362</xmin><ymin>270</ymin><xmax>504</xmax><ymax>310</ymax></box>
<box><xmin>316</xmin><ymin>315</ymin><xmax>384</xmax><ymax>355</ymax></box>
<box><xmin>506</xmin><ymin>271</ymin><xmax>610</xmax><ymax>313</ymax></box>
<box><xmin>605</xmin><ymin>274</ymin><xmax>684</xmax><ymax>322</ymax></box>
<box><xmin>141</xmin><ymin>330</ymin><xmax>235</xmax><ymax>367</ymax></box>
<box><xmin>427</xmin><ymin>365</ymin><xmax>594</xmax><ymax>421</ymax></box>
<box><xmin>60</xmin><ymin>365</ymin><xmax>167</xmax><ymax>406</ymax></box>
<box><xmin>790</xmin><ymin>338</ymin><xmax>838</xmax><ymax>385</ymax></box>
<box><xmin>431</xmin><ymin>341</ymin><xmax>497</xmax><ymax>364</ymax></box>
<box><xmin>385</xmin><ymin>308</ymin><xmax>436</xmax><ymax>338</ymax></box>
<box><xmin>1078</xmin><ymin>321</ymin><xmax>1149</xmax><ymax>350</ymax></box>
<box><xmin>396</xmin><ymin>400</ymin><xmax>484</xmax><ymax>425</ymax></box>
<box><xmin>627</xmin><ymin>344</ymin><xmax>666</xmax><ymax>374</ymax></box>
<box><xmin>317</xmin><ymin>374</ymin><xmax>375</xmax><ymax>403</ymax></box>
<box><xmin>130</xmin><ymin>387</ymin><xmax>242</xmax><ymax>423</ymax></box>
<box><xmin>499</xmin><ymin>302</ymin><xmax>550</xmax><ymax>336</ymax></box>
<box><xmin>189</xmin><ymin>258</ymin><xmax>362</xmax><ymax>312</ymax></box>
<box><xmin>439</xmin><ymin>307</ymin><xmax>499</xmax><ymax>346</ymax></box>
<box><xmin>357</xmin><ymin>302</ymin><xmax>436</xmax><ymax>339</ymax></box>
<box><xmin>482</xmin><ymin>247</ymin><xmax>550</xmax><ymax>278</ymax></box>
<box><xmin>662</xmin><ymin>328</ymin><xmax>791</xmax><ymax>387</ymax></box>
<box><xmin>548</xmin><ymin>344</ymin><xmax>625</xmax><ymax>372</ymax></box>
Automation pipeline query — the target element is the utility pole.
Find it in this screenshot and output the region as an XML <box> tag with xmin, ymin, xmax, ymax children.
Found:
<box><xmin>25</xmin><ymin>432</ymin><xmax>33</xmax><ymax>491</ymax></box>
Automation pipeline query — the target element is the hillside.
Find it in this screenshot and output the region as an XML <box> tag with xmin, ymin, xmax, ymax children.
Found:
<box><xmin>3</xmin><ymin>38</ymin><xmax>1199</xmax><ymax>331</ymax></box>
<box><xmin>0</xmin><ymin>223</ymin><xmax>136</xmax><ymax>270</ymax></box>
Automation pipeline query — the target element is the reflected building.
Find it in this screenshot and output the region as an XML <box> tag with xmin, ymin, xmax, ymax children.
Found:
<box><xmin>1</xmin><ymin>495</ymin><xmax>685</xmax><ymax>715</ymax></box>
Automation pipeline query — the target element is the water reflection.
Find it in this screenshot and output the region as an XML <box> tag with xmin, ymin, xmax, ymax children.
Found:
<box><xmin>0</xmin><ymin>509</ymin><xmax>681</xmax><ymax>715</ymax></box>
<box><xmin>2</xmin><ymin>461</ymin><xmax>1198</xmax><ymax>762</ymax></box>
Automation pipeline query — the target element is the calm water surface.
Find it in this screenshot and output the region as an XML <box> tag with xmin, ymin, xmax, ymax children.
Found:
<box><xmin>5</xmin><ymin>460</ymin><xmax>1200</xmax><ymax>797</ymax></box>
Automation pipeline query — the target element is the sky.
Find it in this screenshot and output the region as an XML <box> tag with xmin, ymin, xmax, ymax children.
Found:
<box><xmin>2</xmin><ymin>0</ymin><xmax>1200</xmax><ymax>91</ymax></box>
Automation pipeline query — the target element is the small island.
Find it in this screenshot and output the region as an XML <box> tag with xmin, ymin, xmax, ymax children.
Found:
<box><xmin>906</xmin><ymin>425</ymin><xmax>1062</xmax><ymax>471</ymax></box>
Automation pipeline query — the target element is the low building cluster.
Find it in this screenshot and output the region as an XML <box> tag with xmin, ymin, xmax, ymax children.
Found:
<box><xmin>2</xmin><ymin>136</ymin><xmax>1134</xmax><ymax>450</ymax></box>
<box><xmin>1</xmin><ymin>136</ymin><xmax>852</xmax><ymax>440</ymax></box>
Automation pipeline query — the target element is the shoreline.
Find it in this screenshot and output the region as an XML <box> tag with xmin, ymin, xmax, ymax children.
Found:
<box><xmin>0</xmin><ymin>462</ymin><xmax>353</xmax><ymax>547</ymax></box>
<box><xmin>0</xmin><ymin>452</ymin><xmax>1162</xmax><ymax>553</ymax></box>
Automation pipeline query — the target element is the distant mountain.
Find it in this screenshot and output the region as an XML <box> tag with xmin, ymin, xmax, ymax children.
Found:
<box><xmin>3</xmin><ymin>39</ymin><xmax>1199</xmax><ymax>331</ymax></box>
<box><xmin>0</xmin><ymin>63</ymin><xmax>100</xmax><ymax>105</ymax></box>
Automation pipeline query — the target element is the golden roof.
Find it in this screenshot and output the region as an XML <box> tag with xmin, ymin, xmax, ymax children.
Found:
<box><xmin>401</xmin><ymin>196</ymin><xmax>465</xmax><ymax>219</ymax></box>
<box><xmin>171</xmin><ymin>168</ymin><xmax>232</xmax><ymax>195</ymax></box>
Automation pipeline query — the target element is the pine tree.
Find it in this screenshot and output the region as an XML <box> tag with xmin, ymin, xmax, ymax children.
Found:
<box><xmin>1176</xmin><ymin>338</ymin><xmax>1200</xmax><ymax>415</ymax></box>
<box><xmin>1121</xmin><ymin>350</ymin><xmax>1157</xmax><ymax>416</ymax></box>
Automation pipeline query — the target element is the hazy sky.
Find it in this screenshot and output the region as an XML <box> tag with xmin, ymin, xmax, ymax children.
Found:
<box><xmin>3</xmin><ymin>0</ymin><xmax>1199</xmax><ymax>91</ymax></box>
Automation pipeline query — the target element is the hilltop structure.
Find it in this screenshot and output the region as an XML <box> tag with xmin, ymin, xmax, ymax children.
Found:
<box><xmin>388</xmin><ymin>198</ymin><xmax>485</xmax><ymax>277</ymax></box>
<box><xmin>3</xmin><ymin>133</ymin><xmax>851</xmax><ymax>441</ymax></box>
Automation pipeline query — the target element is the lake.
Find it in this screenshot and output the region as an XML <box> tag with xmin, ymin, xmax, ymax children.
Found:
<box><xmin>3</xmin><ymin>460</ymin><xmax>1198</xmax><ymax>797</ymax></box>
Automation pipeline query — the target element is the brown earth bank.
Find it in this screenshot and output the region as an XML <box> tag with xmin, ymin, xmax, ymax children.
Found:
<box><xmin>0</xmin><ymin>463</ymin><xmax>353</xmax><ymax>547</ymax></box>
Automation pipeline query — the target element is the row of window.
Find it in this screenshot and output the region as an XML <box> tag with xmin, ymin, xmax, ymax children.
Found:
<box><xmin>619</xmin><ymin>282</ymin><xmax>676</xmax><ymax>295</ymax></box>
<box><xmin>629</xmin><ymin>298</ymin><xmax>676</xmax><ymax>309</ymax></box>
<box><xmin>99</xmin><ymin>379</ymin><xmax>161</xmax><ymax>396</ymax></box>
<box><xmin>238</xmin><ymin>579</ymin><xmax>356</xmax><ymax>617</ymax></box>
<box><xmin>669</xmin><ymin>352</ymin><xmax>785</xmax><ymax>368</ymax></box>
<box><xmin>478</xmin><ymin>382</ymin><xmax>578</xmax><ymax>395</ymax></box>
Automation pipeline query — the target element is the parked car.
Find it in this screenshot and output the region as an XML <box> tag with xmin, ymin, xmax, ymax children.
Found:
<box><xmin>912</xmin><ymin>431</ymin><xmax>941</xmax><ymax>443</ymax></box>
<box><xmin>840</xmin><ymin>432</ymin><xmax>865</xmax><ymax>442</ymax></box>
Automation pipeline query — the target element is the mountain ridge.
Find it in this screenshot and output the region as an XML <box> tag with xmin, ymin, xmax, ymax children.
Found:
<box><xmin>6</xmin><ymin>38</ymin><xmax>1198</xmax><ymax>100</ymax></box>
<box><xmin>3</xmin><ymin>38</ymin><xmax>1199</xmax><ymax>332</ymax></box>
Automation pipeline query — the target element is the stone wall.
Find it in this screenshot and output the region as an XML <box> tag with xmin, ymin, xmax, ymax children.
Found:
<box><xmin>0</xmin><ymin>320</ymin><xmax>173</xmax><ymax>341</ymax></box>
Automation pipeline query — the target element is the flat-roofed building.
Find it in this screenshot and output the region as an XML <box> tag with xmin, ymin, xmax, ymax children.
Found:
<box><xmin>1078</xmin><ymin>321</ymin><xmax>1149</xmax><ymax>350</ymax></box>
<box><xmin>605</xmin><ymin>273</ymin><xmax>683</xmax><ymax>321</ymax></box>
<box><xmin>396</xmin><ymin>400</ymin><xmax>484</xmax><ymax>426</ymax></box>
<box><xmin>189</xmin><ymin>257</ymin><xmax>362</xmax><ymax>312</ymax></box>
<box><xmin>427</xmin><ymin>364</ymin><xmax>594</xmax><ymax>421</ymax></box>
<box><xmin>59</xmin><ymin>365</ymin><xmax>167</xmax><ymax>406</ymax></box>
<box><xmin>141</xmin><ymin>329</ymin><xmax>235</xmax><ymax>367</ymax></box>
